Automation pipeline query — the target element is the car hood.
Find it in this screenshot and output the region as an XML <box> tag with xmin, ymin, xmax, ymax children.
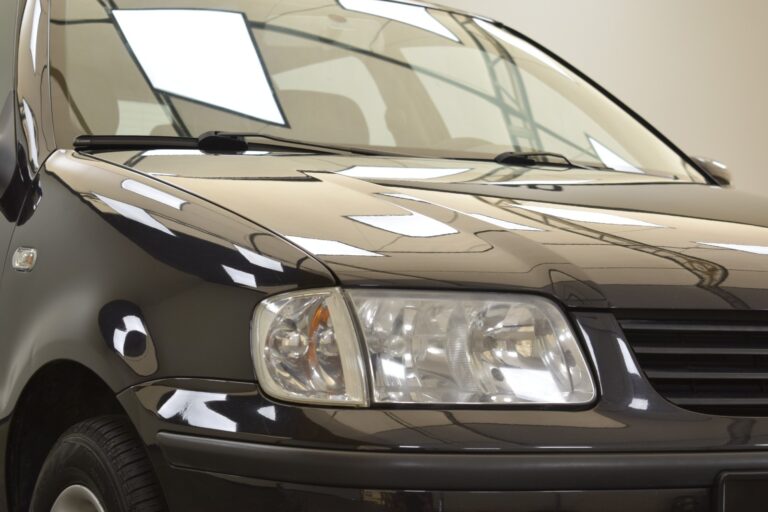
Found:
<box><xmin>92</xmin><ymin>150</ymin><xmax>768</xmax><ymax>310</ymax></box>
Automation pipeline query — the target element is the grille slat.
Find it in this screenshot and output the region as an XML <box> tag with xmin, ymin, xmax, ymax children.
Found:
<box><xmin>619</xmin><ymin>314</ymin><xmax>768</xmax><ymax>416</ymax></box>
<box><xmin>633</xmin><ymin>346</ymin><xmax>768</xmax><ymax>356</ymax></box>
<box><xmin>666</xmin><ymin>397</ymin><xmax>768</xmax><ymax>406</ymax></box>
<box><xmin>646</xmin><ymin>370</ymin><xmax>768</xmax><ymax>381</ymax></box>
<box><xmin>621</xmin><ymin>321</ymin><xmax>768</xmax><ymax>333</ymax></box>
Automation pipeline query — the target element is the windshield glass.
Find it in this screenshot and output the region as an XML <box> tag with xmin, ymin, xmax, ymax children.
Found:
<box><xmin>50</xmin><ymin>0</ymin><xmax>704</xmax><ymax>183</ymax></box>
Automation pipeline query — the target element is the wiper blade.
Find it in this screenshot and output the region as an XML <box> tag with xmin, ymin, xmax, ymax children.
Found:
<box><xmin>494</xmin><ymin>151</ymin><xmax>589</xmax><ymax>169</ymax></box>
<box><xmin>73</xmin><ymin>132</ymin><xmax>409</xmax><ymax>158</ymax></box>
<box><xmin>73</xmin><ymin>135</ymin><xmax>199</xmax><ymax>151</ymax></box>
<box><xmin>72</xmin><ymin>133</ymin><xmax>344</xmax><ymax>155</ymax></box>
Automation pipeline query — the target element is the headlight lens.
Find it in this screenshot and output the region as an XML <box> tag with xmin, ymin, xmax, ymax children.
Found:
<box><xmin>348</xmin><ymin>290</ymin><xmax>595</xmax><ymax>405</ymax></box>
<box><xmin>252</xmin><ymin>289</ymin><xmax>367</xmax><ymax>406</ymax></box>
<box><xmin>252</xmin><ymin>288</ymin><xmax>595</xmax><ymax>407</ymax></box>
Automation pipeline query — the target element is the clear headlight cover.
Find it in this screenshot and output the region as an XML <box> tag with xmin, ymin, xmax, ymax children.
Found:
<box><xmin>252</xmin><ymin>288</ymin><xmax>595</xmax><ymax>407</ymax></box>
<box><xmin>348</xmin><ymin>290</ymin><xmax>595</xmax><ymax>405</ymax></box>
<box><xmin>252</xmin><ymin>288</ymin><xmax>367</xmax><ymax>406</ymax></box>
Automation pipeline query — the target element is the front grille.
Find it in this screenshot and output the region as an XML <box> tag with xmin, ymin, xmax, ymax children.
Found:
<box><xmin>618</xmin><ymin>313</ymin><xmax>768</xmax><ymax>416</ymax></box>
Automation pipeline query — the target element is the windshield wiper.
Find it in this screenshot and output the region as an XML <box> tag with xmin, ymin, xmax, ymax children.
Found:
<box><xmin>493</xmin><ymin>151</ymin><xmax>590</xmax><ymax>169</ymax></box>
<box><xmin>73</xmin><ymin>135</ymin><xmax>199</xmax><ymax>152</ymax></box>
<box><xmin>73</xmin><ymin>131</ymin><xmax>409</xmax><ymax>157</ymax></box>
<box><xmin>495</xmin><ymin>151</ymin><xmax>682</xmax><ymax>179</ymax></box>
<box><xmin>203</xmin><ymin>132</ymin><xmax>409</xmax><ymax>157</ymax></box>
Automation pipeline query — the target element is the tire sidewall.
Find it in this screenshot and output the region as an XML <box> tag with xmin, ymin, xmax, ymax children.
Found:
<box><xmin>30</xmin><ymin>433</ymin><xmax>127</xmax><ymax>512</ymax></box>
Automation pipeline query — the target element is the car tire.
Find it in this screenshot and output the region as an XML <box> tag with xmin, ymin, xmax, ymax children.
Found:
<box><xmin>30</xmin><ymin>415</ymin><xmax>166</xmax><ymax>512</ymax></box>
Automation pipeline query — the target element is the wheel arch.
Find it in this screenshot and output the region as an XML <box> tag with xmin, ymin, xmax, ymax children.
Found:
<box><xmin>5</xmin><ymin>360</ymin><xmax>126</xmax><ymax>512</ymax></box>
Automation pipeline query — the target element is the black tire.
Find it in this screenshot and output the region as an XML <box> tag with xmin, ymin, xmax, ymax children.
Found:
<box><xmin>30</xmin><ymin>415</ymin><xmax>167</xmax><ymax>512</ymax></box>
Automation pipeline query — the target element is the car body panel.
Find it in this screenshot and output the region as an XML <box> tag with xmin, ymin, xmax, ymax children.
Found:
<box><xmin>117</xmin><ymin>312</ymin><xmax>768</xmax><ymax>455</ymax></box>
<box><xmin>92</xmin><ymin>150</ymin><xmax>768</xmax><ymax>311</ymax></box>
<box><xmin>140</xmin><ymin>462</ymin><xmax>713</xmax><ymax>512</ymax></box>
<box><xmin>0</xmin><ymin>150</ymin><xmax>336</xmax><ymax>425</ymax></box>
<box><xmin>2</xmin><ymin>0</ymin><xmax>767</xmax><ymax>509</ymax></box>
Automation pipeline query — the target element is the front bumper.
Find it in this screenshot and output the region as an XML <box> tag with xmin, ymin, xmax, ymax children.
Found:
<box><xmin>157</xmin><ymin>432</ymin><xmax>768</xmax><ymax>492</ymax></box>
<box><xmin>117</xmin><ymin>312</ymin><xmax>768</xmax><ymax>511</ymax></box>
<box><xmin>153</xmin><ymin>432</ymin><xmax>765</xmax><ymax>512</ymax></box>
<box><xmin>150</xmin><ymin>459</ymin><xmax>712</xmax><ymax>511</ymax></box>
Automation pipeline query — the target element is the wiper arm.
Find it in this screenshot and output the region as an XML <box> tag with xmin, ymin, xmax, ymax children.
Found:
<box><xmin>73</xmin><ymin>131</ymin><xmax>409</xmax><ymax>157</ymax></box>
<box><xmin>494</xmin><ymin>151</ymin><xmax>590</xmax><ymax>169</ymax></box>
<box><xmin>200</xmin><ymin>131</ymin><xmax>409</xmax><ymax>157</ymax></box>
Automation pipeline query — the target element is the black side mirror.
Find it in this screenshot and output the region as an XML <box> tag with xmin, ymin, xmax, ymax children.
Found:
<box><xmin>0</xmin><ymin>92</ymin><xmax>16</xmax><ymax>196</ymax></box>
<box><xmin>691</xmin><ymin>156</ymin><xmax>731</xmax><ymax>186</ymax></box>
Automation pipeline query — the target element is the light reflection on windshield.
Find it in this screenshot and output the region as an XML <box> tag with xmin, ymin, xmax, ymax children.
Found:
<box><xmin>588</xmin><ymin>137</ymin><xmax>643</xmax><ymax>174</ymax></box>
<box><xmin>339</xmin><ymin>0</ymin><xmax>459</xmax><ymax>42</ymax></box>
<box><xmin>50</xmin><ymin>0</ymin><xmax>706</xmax><ymax>184</ymax></box>
<box><xmin>113</xmin><ymin>9</ymin><xmax>285</xmax><ymax>125</ymax></box>
<box><xmin>474</xmin><ymin>19</ymin><xmax>572</xmax><ymax>80</ymax></box>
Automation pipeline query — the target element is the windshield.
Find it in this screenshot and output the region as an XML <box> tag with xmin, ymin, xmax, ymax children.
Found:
<box><xmin>50</xmin><ymin>0</ymin><xmax>704</xmax><ymax>183</ymax></box>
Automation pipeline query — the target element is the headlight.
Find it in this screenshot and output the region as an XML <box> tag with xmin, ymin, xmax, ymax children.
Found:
<box><xmin>252</xmin><ymin>289</ymin><xmax>368</xmax><ymax>406</ymax></box>
<box><xmin>252</xmin><ymin>288</ymin><xmax>595</xmax><ymax>407</ymax></box>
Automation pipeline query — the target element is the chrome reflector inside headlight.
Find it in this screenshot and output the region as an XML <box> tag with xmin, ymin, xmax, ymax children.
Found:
<box><xmin>252</xmin><ymin>288</ymin><xmax>595</xmax><ymax>407</ymax></box>
<box><xmin>252</xmin><ymin>288</ymin><xmax>367</xmax><ymax>406</ymax></box>
<box><xmin>348</xmin><ymin>290</ymin><xmax>595</xmax><ymax>405</ymax></box>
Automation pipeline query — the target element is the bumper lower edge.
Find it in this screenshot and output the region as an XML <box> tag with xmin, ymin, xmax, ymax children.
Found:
<box><xmin>157</xmin><ymin>432</ymin><xmax>768</xmax><ymax>491</ymax></box>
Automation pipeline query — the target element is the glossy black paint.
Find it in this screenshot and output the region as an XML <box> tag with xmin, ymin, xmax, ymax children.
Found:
<box><xmin>116</xmin><ymin>314</ymin><xmax>768</xmax><ymax>453</ymax></box>
<box><xmin>91</xmin><ymin>149</ymin><xmax>768</xmax><ymax>311</ymax></box>
<box><xmin>0</xmin><ymin>150</ymin><xmax>335</xmax><ymax>405</ymax></box>
<box><xmin>98</xmin><ymin>300</ymin><xmax>158</xmax><ymax>376</ymax></box>
<box><xmin>2</xmin><ymin>0</ymin><xmax>768</xmax><ymax>511</ymax></box>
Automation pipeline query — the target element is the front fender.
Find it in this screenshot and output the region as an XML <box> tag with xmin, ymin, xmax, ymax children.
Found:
<box><xmin>0</xmin><ymin>150</ymin><xmax>335</xmax><ymax>420</ymax></box>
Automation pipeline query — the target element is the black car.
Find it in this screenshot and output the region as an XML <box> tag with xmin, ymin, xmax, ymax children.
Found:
<box><xmin>0</xmin><ymin>0</ymin><xmax>765</xmax><ymax>510</ymax></box>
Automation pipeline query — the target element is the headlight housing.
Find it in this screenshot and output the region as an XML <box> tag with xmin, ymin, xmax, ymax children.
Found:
<box><xmin>252</xmin><ymin>288</ymin><xmax>596</xmax><ymax>407</ymax></box>
<box><xmin>252</xmin><ymin>289</ymin><xmax>368</xmax><ymax>406</ymax></box>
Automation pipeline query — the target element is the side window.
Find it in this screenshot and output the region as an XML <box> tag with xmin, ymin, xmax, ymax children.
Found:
<box><xmin>0</xmin><ymin>0</ymin><xmax>17</xmax><ymax>221</ymax></box>
<box><xmin>0</xmin><ymin>0</ymin><xmax>18</xmax><ymax>187</ymax></box>
<box><xmin>0</xmin><ymin>0</ymin><xmax>16</xmax><ymax>103</ymax></box>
